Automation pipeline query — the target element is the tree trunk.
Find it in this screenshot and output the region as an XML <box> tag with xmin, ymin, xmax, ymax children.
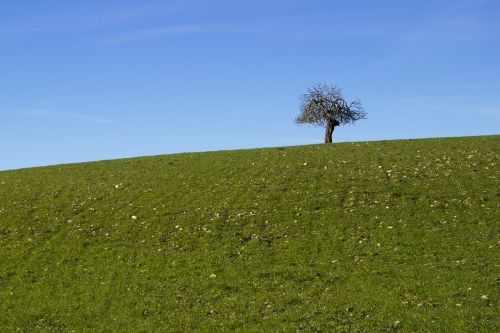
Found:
<box><xmin>324</xmin><ymin>123</ymin><xmax>335</xmax><ymax>143</ymax></box>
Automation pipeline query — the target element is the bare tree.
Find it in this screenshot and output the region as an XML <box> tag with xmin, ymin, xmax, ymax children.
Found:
<box><xmin>295</xmin><ymin>84</ymin><xmax>367</xmax><ymax>143</ymax></box>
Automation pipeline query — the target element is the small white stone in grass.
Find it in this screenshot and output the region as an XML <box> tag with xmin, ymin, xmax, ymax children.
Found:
<box><xmin>481</xmin><ymin>295</ymin><xmax>488</xmax><ymax>300</ymax></box>
<box><xmin>131</xmin><ymin>215</ymin><xmax>137</xmax><ymax>220</ymax></box>
<box><xmin>210</xmin><ymin>273</ymin><xmax>216</xmax><ymax>278</ymax></box>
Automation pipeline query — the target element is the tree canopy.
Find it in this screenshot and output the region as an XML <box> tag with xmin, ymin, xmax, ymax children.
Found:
<box><xmin>295</xmin><ymin>84</ymin><xmax>366</xmax><ymax>143</ymax></box>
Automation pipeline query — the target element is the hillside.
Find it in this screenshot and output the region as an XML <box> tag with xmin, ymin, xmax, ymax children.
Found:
<box><xmin>0</xmin><ymin>135</ymin><xmax>498</xmax><ymax>332</ymax></box>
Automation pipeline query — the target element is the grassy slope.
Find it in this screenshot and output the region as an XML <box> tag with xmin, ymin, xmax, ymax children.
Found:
<box><xmin>0</xmin><ymin>135</ymin><xmax>498</xmax><ymax>332</ymax></box>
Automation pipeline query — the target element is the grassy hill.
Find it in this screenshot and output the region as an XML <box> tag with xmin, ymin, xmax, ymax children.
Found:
<box><xmin>0</xmin><ymin>135</ymin><xmax>498</xmax><ymax>332</ymax></box>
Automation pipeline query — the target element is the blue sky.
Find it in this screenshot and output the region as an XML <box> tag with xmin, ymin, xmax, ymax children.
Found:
<box><xmin>1</xmin><ymin>0</ymin><xmax>499</xmax><ymax>170</ymax></box>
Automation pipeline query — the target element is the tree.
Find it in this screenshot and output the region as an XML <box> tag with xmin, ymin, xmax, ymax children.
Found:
<box><xmin>295</xmin><ymin>84</ymin><xmax>367</xmax><ymax>143</ymax></box>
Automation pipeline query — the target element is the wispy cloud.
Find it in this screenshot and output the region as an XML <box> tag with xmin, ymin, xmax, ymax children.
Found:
<box><xmin>404</xmin><ymin>17</ymin><xmax>499</xmax><ymax>45</ymax></box>
<box><xmin>401</xmin><ymin>0</ymin><xmax>500</xmax><ymax>45</ymax></box>
<box><xmin>4</xmin><ymin>110</ymin><xmax>111</xmax><ymax>124</ymax></box>
<box><xmin>101</xmin><ymin>24</ymin><xmax>218</xmax><ymax>45</ymax></box>
<box><xmin>0</xmin><ymin>2</ymin><xmax>184</xmax><ymax>39</ymax></box>
<box><xmin>0</xmin><ymin>1</ymin><xmax>250</xmax><ymax>41</ymax></box>
<box><xmin>476</xmin><ymin>108</ymin><xmax>500</xmax><ymax>120</ymax></box>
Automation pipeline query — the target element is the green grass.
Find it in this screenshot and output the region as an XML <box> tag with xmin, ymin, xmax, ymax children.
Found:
<box><xmin>0</xmin><ymin>135</ymin><xmax>499</xmax><ymax>332</ymax></box>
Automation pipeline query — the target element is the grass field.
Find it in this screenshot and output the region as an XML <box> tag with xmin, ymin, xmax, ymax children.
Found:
<box><xmin>0</xmin><ymin>135</ymin><xmax>498</xmax><ymax>332</ymax></box>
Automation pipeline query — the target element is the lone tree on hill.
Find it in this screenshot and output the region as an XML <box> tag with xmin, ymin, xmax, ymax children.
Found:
<box><xmin>295</xmin><ymin>84</ymin><xmax>367</xmax><ymax>143</ymax></box>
